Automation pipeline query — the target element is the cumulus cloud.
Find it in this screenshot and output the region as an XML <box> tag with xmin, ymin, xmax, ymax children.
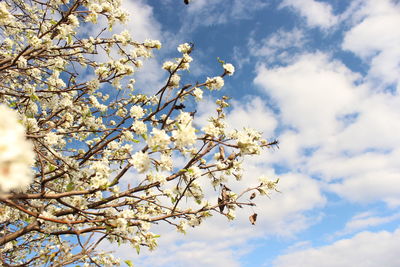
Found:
<box><xmin>195</xmin><ymin>95</ymin><xmax>277</xmax><ymax>138</ymax></box>
<box><xmin>280</xmin><ymin>0</ymin><xmax>338</xmax><ymax>29</ymax></box>
<box><xmin>254</xmin><ymin>52</ymin><xmax>400</xmax><ymax>206</ymax></box>
<box><xmin>342</xmin><ymin>0</ymin><xmax>400</xmax><ymax>86</ymax></box>
<box><xmin>128</xmin><ymin>218</ymin><xmax>255</xmax><ymax>267</ymax></box>
<box><xmin>255</xmin><ymin>53</ymin><xmax>361</xmax><ymax>148</ymax></box>
<box><xmin>242</xmin><ymin>171</ymin><xmax>326</xmax><ymax>236</ymax></box>
<box><xmin>118</xmin><ymin>0</ymin><xmax>162</xmax><ymax>41</ymax></box>
<box><xmin>273</xmin><ymin>228</ymin><xmax>400</xmax><ymax>267</ymax></box>
<box><xmin>227</xmin><ymin>96</ymin><xmax>277</xmax><ymax>137</ymax></box>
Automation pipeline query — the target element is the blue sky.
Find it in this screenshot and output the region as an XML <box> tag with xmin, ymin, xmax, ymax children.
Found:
<box><xmin>104</xmin><ymin>0</ymin><xmax>400</xmax><ymax>266</ymax></box>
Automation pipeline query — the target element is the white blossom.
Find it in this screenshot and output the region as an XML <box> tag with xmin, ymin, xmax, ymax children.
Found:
<box><xmin>162</xmin><ymin>61</ymin><xmax>177</xmax><ymax>72</ymax></box>
<box><xmin>177</xmin><ymin>43</ymin><xmax>191</xmax><ymax>53</ymax></box>
<box><xmin>0</xmin><ymin>105</ymin><xmax>34</xmax><ymax>193</ymax></box>
<box><xmin>172</xmin><ymin>115</ymin><xmax>197</xmax><ymax>149</ymax></box>
<box><xmin>147</xmin><ymin>128</ymin><xmax>170</xmax><ymax>150</ymax></box>
<box><xmin>169</xmin><ymin>74</ymin><xmax>180</xmax><ymax>87</ymax></box>
<box><xmin>193</xmin><ymin>87</ymin><xmax>203</xmax><ymax>100</ymax></box>
<box><xmin>129</xmin><ymin>151</ymin><xmax>151</xmax><ymax>173</ymax></box>
<box><xmin>205</xmin><ymin>76</ymin><xmax>224</xmax><ymax>90</ymax></box>
<box><xmin>131</xmin><ymin>120</ymin><xmax>147</xmax><ymax>135</ymax></box>
<box><xmin>159</xmin><ymin>153</ymin><xmax>173</xmax><ymax>171</ymax></box>
<box><xmin>130</xmin><ymin>105</ymin><xmax>145</xmax><ymax>119</ymax></box>
<box><xmin>45</xmin><ymin>132</ymin><xmax>60</xmax><ymax>146</ymax></box>
<box><xmin>223</xmin><ymin>63</ymin><xmax>235</xmax><ymax>76</ymax></box>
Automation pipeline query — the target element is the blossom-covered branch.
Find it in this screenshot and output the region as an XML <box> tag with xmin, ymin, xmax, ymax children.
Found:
<box><xmin>0</xmin><ymin>0</ymin><xmax>278</xmax><ymax>266</ymax></box>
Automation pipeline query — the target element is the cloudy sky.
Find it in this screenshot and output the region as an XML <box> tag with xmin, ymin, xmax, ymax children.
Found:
<box><xmin>108</xmin><ymin>0</ymin><xmax>400</xmax><ymax>266</ymax></box>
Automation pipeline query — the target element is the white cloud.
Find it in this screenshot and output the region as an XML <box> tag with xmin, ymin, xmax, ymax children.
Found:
<box><xmin>342</xmin><ymin>0</ymin><xmax>400</xmax><ymax>86</ymax></box>
<box><xmin>195</xmin><ymin>95</ymin><xmax>277</xmax><ymax>138</ymax></box>
<box><xmin>255</xmin><ymin>53</ymin><xmax>361</xmax><ymax>147</ymax></box>
<box><xmin>117</xmin><ymin>0</ymin><xmax>166</xmax><ymax>93</ymax></box>
<box><xmin>118</xmin><ymin>0</ymin><xmax>162</xmax><ymax>42</ymax></box>
<box><xmin>280</xmin><ymin>0</ymin><xmax>338</xmax><ymax>29</ymax></box>
<box><xmin>228</xmin><ymin>96</ymin><xmax>277</xmax><ymax>137</ymax></box>
<box><xmin>183</xmin><ymin>0</ymin><xmax>267</xmax><ymax>30</ymax></box>
<box><xmin>248</xmin><ymin>28</ymin><xmax>306</xmax><ymax>65</ymax></box>
<box><xmin>230</xmin><ymin>0</ymin><xmax>268</xmax><ymax>20</ymax></box>
<box><xmin>246</xmin><ymin>172</ymin><xmax>326</xmax><ymax>236</ymax></box>
<box><xmin>130</xmin><ymin>218</ymin><xmax>254</xmax><ymax>267</ymax></box>
<box><xmin>329</xmin><ymin>169</ymin><xmax>400</xmax><ymax>206</ymax></box>
<box><xmin>254</xmin><ymin>52</ymin><xmax>400</xmax><ymax>206</ymax></box>
<box><xmin>273</xmin><ymin>228</ymin><xmax>400</xmax><ymax>267</ymax></box>
<box><xmin>334</xmin><ymin>211</ymin><xmax>400</xmax><ymax>237</ymax></box>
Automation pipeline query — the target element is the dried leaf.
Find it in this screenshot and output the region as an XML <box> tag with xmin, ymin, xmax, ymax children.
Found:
<box><xmin>219</xmin><ymin>146</ymin><xmax>225</xmax><ymax>160</ymax></box>
<box><xmin>218</xmin><ymin>197</ymin><xmax>225</xmax><ymax>213</ymax></box>
<box><xmin>221</xmin><ymin>190</ymin><xmax>228</xmax><ymax>202</ymax></box>
<box><xmin>249</xmin><ymin>213</ymin><xmax>258</xmax><ymax>225</ymax></box>
<box><xmin>221</xmin><ymin>185</ymin><xmax>231</xmax><ymax>202</ymax></box>
<box><xmin>227</xmin><ymin>152</ymin><xmax>236</xmax><ymax>161</ymax></box>
<box><xmin>222</xmin><ymin>184</ymin><xmax>231</xmax><ymax>191</ymax></box>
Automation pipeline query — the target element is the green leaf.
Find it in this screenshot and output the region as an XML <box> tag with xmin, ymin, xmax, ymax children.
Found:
<box><xmin>48</xmin><ymin>164</ymin><xmax>56</xmax><ymax>172</ymax></box>
<box><xmin>30</xmin><ymin>94</ymin><xmax>40</xmax><ymax>102</ymax></box>
<box><xmin>217</xmin><ymin>57</ymin><xmax>225</xmax><ymax>64</ymax></box>
<box><xmin>171</xmin><ymin>196</ymin><xmax>176</xmax><ymax>204</ymax></box>
<box><xmin>135</xmin><ymin>245</ymin><xmax>140</xmax><ymax>255</ymax></box>
<box><xmin>124</xmin><ymin>260</ymin><xmax>134</xmax><ymax>267</ymax></box>
<box><xmin>66</xmin><ymin>182</ymin><xmax>74</xmax><ymax>191</ymax></box>
<box><xmin>257</xmin><ymin>188</ymin><xmax>267</xmax><ymax>196</ymax></box>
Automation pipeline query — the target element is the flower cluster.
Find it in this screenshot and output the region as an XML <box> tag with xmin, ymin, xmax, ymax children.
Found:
<box><xmin>172</xmin><ymin>112</ymin><xmax>197</xmax><ymax>149</ymax></box>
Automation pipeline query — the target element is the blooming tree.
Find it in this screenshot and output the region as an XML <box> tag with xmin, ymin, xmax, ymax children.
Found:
<box><xmin>0</xmin><ymin>0</ymin><xmax>278</xmax><ymax>266</ymax></box>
